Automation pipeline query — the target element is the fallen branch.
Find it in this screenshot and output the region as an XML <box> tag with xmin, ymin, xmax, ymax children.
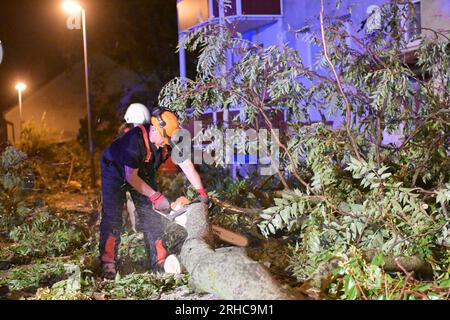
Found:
<box><xmin>395</xmin><ymin>259</ymin><xmax>415</xmax><ymax>300</ymax></box>
<box><xmin>319</xmin><ymin>0</ymin><xmax>362</xmax><ymax>161</ymax></box>
<box><xmin>210</xmin><ymin>196</ymin><xmax>261</xmax><ymax>216</ymax></box>
<box><xmin>362</xmin><ymin>250</ymin><xmax>433</xmax><ymax>275</ymax></box>
<box><xmin>65</xmin><ymin>156</ymin><xmax>75</xmax><ymax>185</ymax></box>
<box><xmin>299</xmin><ymin>258</ymin><xmax>341</xmax><ymax>298</ymax></box>
<box><xmin>179</xmin><ymin>203</ymin><xmax>298</xmax><ymax>299</ymax></box>
<box><xmin>300</xmin><ymin>250</ymin><xmax>432</xmax><ymax>296</ymax></box>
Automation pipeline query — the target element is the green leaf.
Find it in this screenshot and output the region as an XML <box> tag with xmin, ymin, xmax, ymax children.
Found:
<box><xmin>344</xmin><ymin>275</ymin><xmax>358</xmax><ymax>300</ymax></box>
<box><xmin>415</xmin><ymin>284</ymin><xmax>431</xmax><ymax>292</ymax></box>
<box><xmin>371</xmin><ymin>253</ymin><xmax>385</xmax><ymax>267</ymax></box>
<box><xmin>438</xmin><ymin>278</ymin><xmax>450</xmax><ymax>288</ymax></box>
<box><xmin>260</xmin><ymin>213</ymin><xmax>273</xmax><ymax>220</ymax></box>
<box><xmin>380</xmin><ymin>173</ymin><xmax>392</xmax><ymax>180</ymax></box>
<box><xmin>268</xmin><ymin>223</ymin><xmax>276</xmax><ymax>235</ymax></box>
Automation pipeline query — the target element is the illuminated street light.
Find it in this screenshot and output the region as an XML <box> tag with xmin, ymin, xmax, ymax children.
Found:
<box><xmin>15</xmin><ymin>82</ymin><xmax>27</xmax><ymax>135</ymax></box>
<box><xmin>0</xmin><ymin>40</ymin><xmax>4</xmax><ymax>64</ymax></box>
<box><xmin>62</xmin><ymin>1</ymin><xmax>96</xmax><ymax>188</ymax></box>
<box><xmin>62</xmin><ymin>1</ymin><xmax>82</xmax><ymax>14</ymax></box>
<box><xmin>15</xmin><ymin>82</ymin><xmax>27</xmax><ymax>92</ymax></box>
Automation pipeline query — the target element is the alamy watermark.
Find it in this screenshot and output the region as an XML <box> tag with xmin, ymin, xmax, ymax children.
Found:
<box><xmin>170</xmin><ymin>121</ymin><xmax>280</xmax><ymax>176</ymax></box>
<box><xmin>66</xmin><ymin>13</ymin><xmax>81</xmax><ymax>30</ymax></box>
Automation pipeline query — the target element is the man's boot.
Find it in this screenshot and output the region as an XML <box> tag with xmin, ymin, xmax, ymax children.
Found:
<box><xmin>101</xmin><ymin>262</ymin><xmax>116</xmax><ymax>280</ymax></box>
<box><xmin>100</xmin><ymin>235</ymin><xmax>117</xmax><ymax>280</ymax></box>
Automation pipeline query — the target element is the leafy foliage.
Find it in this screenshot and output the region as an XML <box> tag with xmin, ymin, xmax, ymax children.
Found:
<box><xmin>0</xmin><ymin>147</ymin><xmax>84</xmax><ymax>260</ymax></box>
<box><xmin>101</xmin><ymin>273</ymin><xmax>189</xmax><ymax>299</ymax></box>
<box><xmin>8</xmin><ymin>209</ymin><xmax>83</xmax><ymax>257</ymax></box>
<box><xmin>0</xmin><ymin>262</ymin><xmax>66</xmax><ymax>291</ymax></box>
<box><xmin>158</xmin><ymin>0</ymin><xmax>450</xmax><ymax>299</ymax></box>
<box><xmin>0</xmin><ymin>146</ymin><xmax>30</xmax><ymax>230</ymax></box>
<box><xmin>118</xmin><ymin>232</ymin><xmax>147</xmax><ymax>264</ymax></box>
<box><xmin>329</xmin><ymin>248</ymin><xmax>450</xmax><ymax>300</ymax></box>
<box><xmin>19</xmin><ymin>115</ymin><xmax>59</xmax><ymax>157</ymax></box>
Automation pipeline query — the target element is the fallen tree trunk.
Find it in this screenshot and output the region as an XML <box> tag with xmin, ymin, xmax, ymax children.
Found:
<box><xmin>179</xmin><ymin>203</ymin><xmax>297</xmax><ymax>300</ymax></box>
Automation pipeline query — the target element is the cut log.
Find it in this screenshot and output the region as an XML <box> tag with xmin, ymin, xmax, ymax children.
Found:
<box><xmin>164</xmin><ymin>254</ymin><xmax>184</xmax><ymax>274</ymax></box>
<box><xmin>211</xmin><ymin>225</ymin><xmax>249</xmax><ymax>247</ymax></box>
<box><xmin>179</xmin><ymin>203</ymin><xmax>297</xmax><ymax>300</ymax></box>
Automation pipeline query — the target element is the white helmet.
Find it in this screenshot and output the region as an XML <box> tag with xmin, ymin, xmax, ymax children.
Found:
<box><xmin>124</xmin><ymin>103</ymin><xmax>150</xmax><ymax>124</ymax></box>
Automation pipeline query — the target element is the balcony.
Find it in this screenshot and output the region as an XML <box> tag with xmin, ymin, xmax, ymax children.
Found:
<box><xmin>178</xmin><ymin>0</ymin><xmax>282</xmax><ymax>33</ymax></box>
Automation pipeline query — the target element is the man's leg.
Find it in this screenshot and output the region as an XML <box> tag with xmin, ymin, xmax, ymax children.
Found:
<box><xmin>99</xmin><ymin>158</ymin><xmax>126</xmax><ymax>278</ymax></box>
<box><xmin>129</xmin><ymin>190</ymin><xmax>168</xmax><ymax>271</ymax></box>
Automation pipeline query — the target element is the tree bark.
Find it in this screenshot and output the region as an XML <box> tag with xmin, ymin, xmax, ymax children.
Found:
<box><xmin>362</xmin><ymin>250</ymin><xmax>433</xmax><ymax>275</ymax></box>
<box><xmin>179</xmin><ymin>203</ymin><xmax>297</xmax><ymax>300</ymax></box>
<box><xmin>210</xmin><ymin>196</ymin><xmax>261</xmax><ymax>216</ymax></box>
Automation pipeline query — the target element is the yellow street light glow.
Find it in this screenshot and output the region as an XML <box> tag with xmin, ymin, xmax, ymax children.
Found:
<box><xmin>62</xmin><ymin>1</ymin><xmax>82</xmax><ymax>14</ymax></box>
<box><xmin>15</xmin><ymin>82</ymin><xmax>27</xmax><ymax>91</ymax></box>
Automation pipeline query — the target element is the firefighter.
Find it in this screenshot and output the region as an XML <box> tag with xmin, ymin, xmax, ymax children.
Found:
<box><xmin>99</xmin><ymin>106</ymin><xmax>208</xmax><ymax>279</ymax></box>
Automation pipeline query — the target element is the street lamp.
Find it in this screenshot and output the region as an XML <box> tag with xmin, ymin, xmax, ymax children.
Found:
<box><xmin>15</xmin><ymin>82</ymin><xmax>27</xmax><ymax>135</ymax></box>
<box><xmin>62</xmin><ymin>1</ymin><xmax>82</xmax><ymax>13</ymax></box>
<box><xmin>62</xmin><ymin>1</ymin><xmax>96</xmax><ymax>188</ymax></box>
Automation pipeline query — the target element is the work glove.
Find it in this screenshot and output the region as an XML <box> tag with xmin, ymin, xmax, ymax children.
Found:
<box><xmin>149</xmin><ymin>192</ymin><xmax>171</xmax><ymax>215</ymax></box>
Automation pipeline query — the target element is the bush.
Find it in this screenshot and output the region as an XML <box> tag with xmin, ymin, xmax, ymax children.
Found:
<box><xmin>0</xmin><ymin>262</ymin><xmax>65</xmax><ymax>291</ymax></box>
<box><xmin>0</xmin><ymin>146</ymin><xmax>29</xmax><ymax>231</ymax></box>
<box><xmin>8</xmin><ymin>209</ymin><xmax>83</xmax><ymax>257</ymax></box>
<box><xmin>19</xmin><ymin>114</ymin><xmax>59</xmax><ymax>157</ymax></box>
<box><xmin>100</xmin><ymin>273</ymin><xmax>189</xmax><ymax>299</ymax></box>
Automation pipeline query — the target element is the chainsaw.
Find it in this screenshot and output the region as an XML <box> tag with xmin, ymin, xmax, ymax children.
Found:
<box><xmin>161</xmin><ymin>196</ymin><xmax>249</xmax><ymax>247</ymax></box>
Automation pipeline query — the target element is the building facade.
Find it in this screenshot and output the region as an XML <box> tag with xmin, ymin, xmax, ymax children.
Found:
<box><xmin>176</xmin><ymin>0</ymin><xmax>449</xmax><ymax>178</ymax></box>
<box><xmin>177</xmin><ymin>0</ymin><xmax>450</xmax><ymax>124</ymax></box>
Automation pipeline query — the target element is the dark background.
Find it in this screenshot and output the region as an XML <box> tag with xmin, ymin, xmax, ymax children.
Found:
<box><xmin>0</xmin><ymin>0</ymin><xmax>180</xmax><ymax>113</ymax></box>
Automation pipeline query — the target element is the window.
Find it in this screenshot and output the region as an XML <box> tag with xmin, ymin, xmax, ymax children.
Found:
<box><xmin>177</xmin><ymin>0</ymin><xmax>210</xmax><ymax>31</ymax></box>
<box><xmin>212</xmin><ymin>0</ymin><xmax>281</xmax><ymax>17</ymax></box>
<box><xmin>241</xmin><ymin>0</ymin><xmax>281</xmax><ymax>15</ymax></box>
<box><xmin>366</xmin><ymin>5</ymin><xmax>382</xmax><ymax>33</ymax></box>
<box><xmin>212</xmin><ymin>0</ymin><xmax>237</xmax><ymax>17</ymax></box>
<box><xmin>404</xmin><ymin>1</ymin><xmax>421</xmax><ymax>44</ymax></box>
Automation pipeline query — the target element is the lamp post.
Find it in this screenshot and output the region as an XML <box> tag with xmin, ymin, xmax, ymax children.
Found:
<box><xmin>15</xmin><ymin>82</ymin><xmax>27</xmax><ymax>136</ymax></box>
<box><xmin>62</xmin><ymin>1</ymin><xmax>96</xmax><ymax>188</ymax></box>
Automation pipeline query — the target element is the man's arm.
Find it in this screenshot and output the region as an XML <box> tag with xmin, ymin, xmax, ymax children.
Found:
<box><xmin>178</xmin><ymin>159</ymin><xmax>209</xmax><ymax>203</ymax></box>
<box><xmin>177</xmin><ymin>159</ymin><xmax>204</xmax><ymax>190</ymax></box>
<box><xmin>124</xmin><ymin>165</ymin><xmax>157</xmax><ymax>197</ymax></box>
<box><xmin>125</xmin><ymin>165</ymin><xmax>171</xmax><ymax>214</ymax></box>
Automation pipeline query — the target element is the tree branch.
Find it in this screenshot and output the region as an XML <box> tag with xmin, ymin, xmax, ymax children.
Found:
<box><xmin>319</xmin><ymin>0</ymin><xmax>362</xmax><ymax>162</ymax></box>
<box><xmin>210</xmin><ymin>196</ymin><xmax>261</xmax><ymax>216</ymax></box>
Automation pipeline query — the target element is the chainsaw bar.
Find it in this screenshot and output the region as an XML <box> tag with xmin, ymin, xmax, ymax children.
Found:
<box><xmin>154</xmin><ymin>197</ymin><xmax>249</xmax><ymax>247</ymax></box>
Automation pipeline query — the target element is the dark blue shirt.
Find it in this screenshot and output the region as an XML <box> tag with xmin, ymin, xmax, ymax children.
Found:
<box><xmin>104</xmin><ymin>124</ymin><xmax>164</xmax><ymax>189</ymax></box>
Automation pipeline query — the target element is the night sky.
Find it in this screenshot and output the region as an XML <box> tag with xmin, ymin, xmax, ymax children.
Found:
<box><xmin>0</xmin><ymin>0</ymin><xmax>179</xmax><ymax>112</ymax></box>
